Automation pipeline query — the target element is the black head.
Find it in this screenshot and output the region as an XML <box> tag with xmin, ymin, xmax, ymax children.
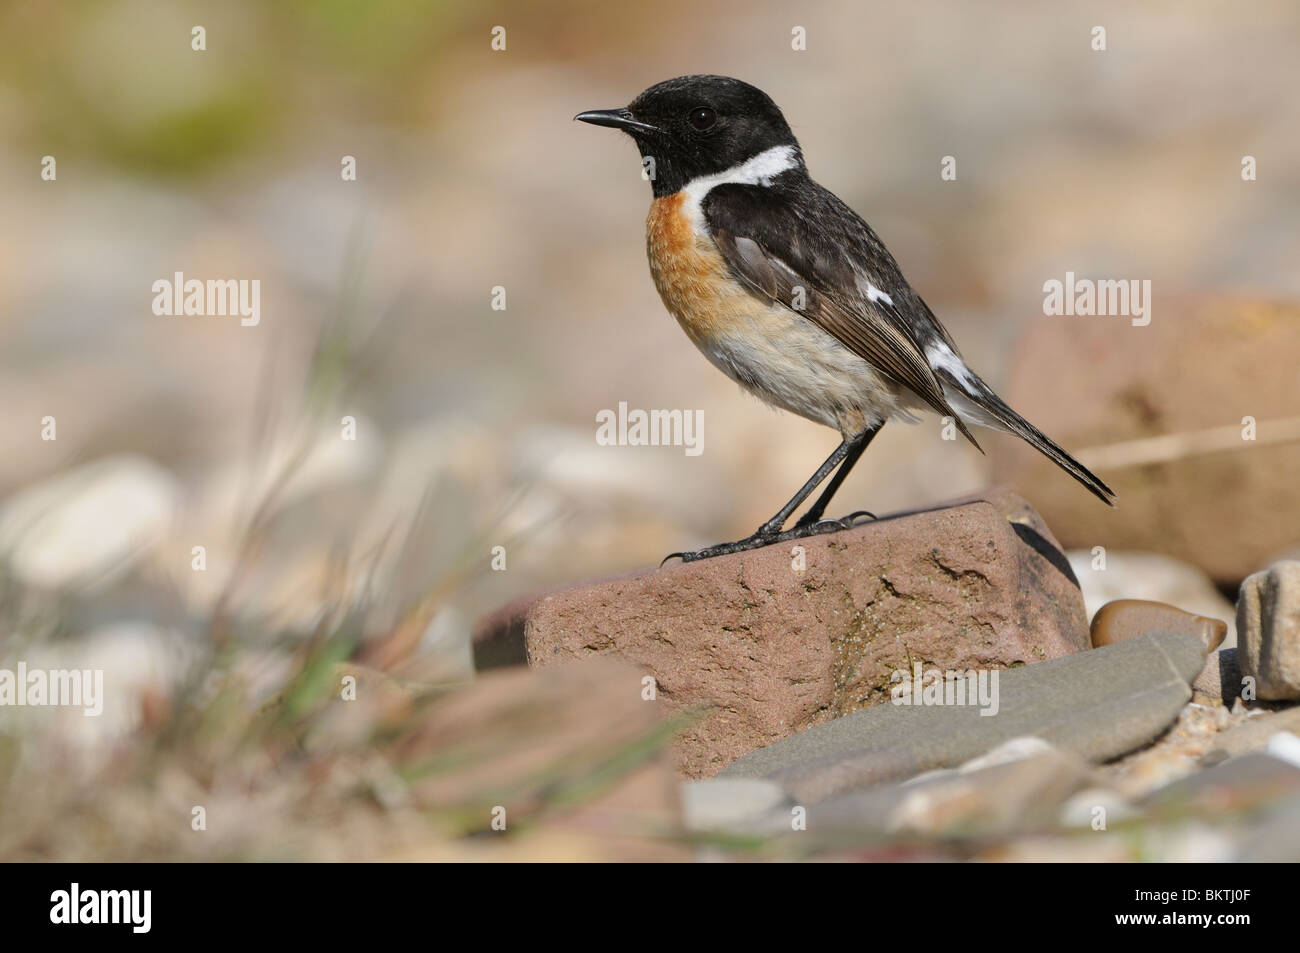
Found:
<box><xmin>576</xmin><ymin>75</ymin><xmax>803</xmax><ymax>197</ymax></box>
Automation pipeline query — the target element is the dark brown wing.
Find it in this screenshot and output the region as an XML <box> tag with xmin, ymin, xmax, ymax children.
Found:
<box><xmin>703</xmin><ymin>180</ymin><xmax>979</xmax><ymax>446</ymax></box>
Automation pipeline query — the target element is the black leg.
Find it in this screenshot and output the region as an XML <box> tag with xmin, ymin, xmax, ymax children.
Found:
<box><xmin>753</xmin><ymin>436</ymin><xmax>854</xmax><ymax>536</ymax></box>
<box><xmin>795</xmin><ymin>423</ymin><xmax>882</xmax><ymax>528</ymax></box>
<box><xmin>664</xmin><ymin>431</ymin><xmax>874</xmax><ymax>564</ymax></box>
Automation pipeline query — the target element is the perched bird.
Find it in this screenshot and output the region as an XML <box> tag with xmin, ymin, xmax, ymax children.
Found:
<box><xmin>576</xmin><ymin>75</ymin><xmax>1114</xmax><ymax>562</ymax></box>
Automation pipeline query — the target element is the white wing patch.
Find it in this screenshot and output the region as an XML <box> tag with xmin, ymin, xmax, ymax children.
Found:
<box><xmin>854</xmin><ymin>270</ymin><xmax>895</xmax><ymax>307</ymax></box>
<box><xmin>925</xmin><ymin>340</ymin><xmax>976</xmax><ymax>390</ymax></box>
<box><xmin>926</xmin><ymin>341</ymin><xmax>1006</xmax><ymax>432</ymax></box>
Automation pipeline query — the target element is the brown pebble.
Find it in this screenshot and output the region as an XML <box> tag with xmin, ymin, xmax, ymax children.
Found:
<box><xmin>1091</xmin><ymin>599</ymin><xmax>1228</xmax><ymax>652</ymax></box>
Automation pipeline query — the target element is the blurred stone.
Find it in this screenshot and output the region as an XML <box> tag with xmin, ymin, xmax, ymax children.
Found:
<box><xmin>997</xmin><ymin>298</ymin><xmax>1300</xmax><ymax>585</ymax></box>
<box><xmin>900</xmin><ymin>744</ymin><xmax>1093</xmax><ymax>835</ymax></box>
<box><xmin>956</xmin><ymin>734</ymin><xmax>1058</xmax><ymax>771</ymax></box>
<box><xmin>0</xmin><ymin>454</ymin><xmax>178</xmax><ymax>590</ymax></box>
<box><xmin>1090</xmin><ymin>598</ymin><xmax>1227</xmax><ymax>651</ymax></box>
<box><xmin>389</xmin><ymin>657</ymin><xmax>684</xmax><ymax>860</ymax></box>
<box><xmin>513</xmin><ymin>423</ymin><xmax>725</xmax><ymax>529</ymax></box>
<box><xmin>193</xmin><ymin>420</ymin><xmax>383</xmax><ymax>535</ymax></box>
<box><xmin>2</xmin><ymin>622</ymin><xmax>192</xmax><ymax>750</ymax></box>
<box><xmin>1267</xmin><ymin>730</ymin><xmax>1300</xmax><ymax>767</ymax></box>
<box><xmin>1192</xmin><ymin>648</ymin><xmax>1243</xmax><ymax>703</ymax></box>
<box><xmin>488</xmin><ymin>490</ymin><xmax>1089</xmax><ymax>778</ymax></box>
<box><xmin>1142</xmin><ymin>752</ymin><xmax>1300</xmax><ymax>816</ymax></box>
<box><xmin>813</xmin><ymin>740</ymin><xmax>1094</xmax><ymax>836</ymax></box>
<box><xmin>1201</xmin><ymin>707</ymin><xmax>1300</xmax><ymax>765</ymax></box>
<box><xmin>1237</xmin><ymin>561</ymin><xmax>1300</xmax><ymax>700</ymax></box>
<box><xmin>1134</xmin><ymin>824</ymin><xmax>1237</xmax><ymax>863</ymax></box>
<box><xmin>977</xmin><ymin>835</ymin><xmax>1136</xmax><ymax>863</ymax></box>
<box><xmin>721</xmin><ymin>632</ymin><xmax>1206</xmax><ymax>803</ymax></box>
<box><xmin>1235</xmin><ymin>796</ymin><xmax>1300</xmax><ymax>862</ymax></box>
<box><xmin>679</xmin><ymin>778</ymin><xmax>791</xmax><ymax>834</ymax></box>
<box><xmin>1059</xmin><ymin>787</ymin><xmax>1138</xmax><ymax>829</ymax></box>
<box><xmin>1069</xmin><ymin>551</ymin><xmax>1237</xmax><ymax>650</ymax></box>
<box><xmin>978</xmin><ymin>822</ymin><xmax>1236</xmax><ymax>863</ymax></box>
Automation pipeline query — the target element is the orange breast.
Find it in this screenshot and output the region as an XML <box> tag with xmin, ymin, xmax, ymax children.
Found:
<box><xmin>645</xmin><ymin>192</ymin><xmax>748</xmax><ymax>346</ymax></box>
<box><xmin>644</xmin><ymin>191</ymin><xmax>895</xmax><ymax>435</ymax></box>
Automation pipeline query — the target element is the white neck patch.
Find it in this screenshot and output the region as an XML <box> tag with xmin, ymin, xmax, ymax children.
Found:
<box><xmin>680</xmin><ymin>144</ymin><xmax>799</xmax><ymax>230</ymax></box>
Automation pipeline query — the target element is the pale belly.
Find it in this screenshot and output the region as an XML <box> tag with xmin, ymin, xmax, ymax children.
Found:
<box><xmin>645</xmin><ymin>192</ymin><xmax>913</xmax><ymax>436</ymax></box>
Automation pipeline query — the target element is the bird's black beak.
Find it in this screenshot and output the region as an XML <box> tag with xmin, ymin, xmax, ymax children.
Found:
<box><xmin>574</xmin><ymin>108</ymin><xmax>659</xmax><ymax>135</ymax></box>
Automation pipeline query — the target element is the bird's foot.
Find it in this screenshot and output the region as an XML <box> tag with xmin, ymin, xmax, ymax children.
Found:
<box><xmin>661</xmin><ymin>511</ymin><xmax>877</xmax><ymax>565</ymax></box>
<box><xmin>661</xmin><ymin>530</ymin><xmax>780</xmax><ymax>565</ymax></box>
<box><xmin>793</xmin><ymin>509</ymin><xmax>876</xmax><ymax>531</ymax></box>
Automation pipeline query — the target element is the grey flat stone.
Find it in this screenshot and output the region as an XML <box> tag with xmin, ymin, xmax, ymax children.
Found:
<box><xmin>720</xmin><ymin>631</ymin><xmax>1205</xmax><ymax>803</ymax></box>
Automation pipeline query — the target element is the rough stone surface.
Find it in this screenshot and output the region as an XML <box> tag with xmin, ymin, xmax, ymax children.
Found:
<box><xmin>994</xmin><ymin>297</ymin><xmax>1300</xmax><ymax>584</ymax></box>
<box><xmin>1091</xmin><ymin>598</ymin><xmax>1227</xmax><ymax>651</ymax></box>
<box><xmin>720</xmin><ymin>631</ymin><xmax>1206</xmax><ymax>802</ymax></box>
<box><xmin>1237</xmin><ymin>561</ymin><xmax>1300</xmax><ymax>700</ymax></box>
<box><xmin>1192</xmin><ymin>648</ymin><xmax>1243</xmax><ymax>703</ymax></box>
<box><xmin>480</xmin><ymin>490</ymin><xmax>1090</xmax><ymax>778</ymax></box>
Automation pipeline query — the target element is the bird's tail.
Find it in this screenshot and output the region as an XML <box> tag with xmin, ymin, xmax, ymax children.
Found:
<box><xmin>937</xmin><ymin>366</ymin><xmax>1116</xmax><ymax>507</ymax></box>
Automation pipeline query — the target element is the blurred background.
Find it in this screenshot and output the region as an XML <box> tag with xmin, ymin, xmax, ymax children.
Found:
<box><xmin>1</xmin><ymin>1</ymin><xmax>1298</xmax><ymax>858</ymax></box>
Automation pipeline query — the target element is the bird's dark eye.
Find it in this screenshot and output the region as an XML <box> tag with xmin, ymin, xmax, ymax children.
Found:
<box><xmin>688</xmin><ymin>107</ymin><xmax>717</xmax><ymax>131</ymax></box>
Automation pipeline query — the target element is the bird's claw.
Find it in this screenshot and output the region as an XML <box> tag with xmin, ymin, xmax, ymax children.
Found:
<box><xmin>794</xmin><ymin>509</ymin><xmax>877</xmax><ymax>531</ymax></box>
<box><xmin>662</xmin><ymin>511</ymin><xmax>877</xmax><ymax>564</ymax></box>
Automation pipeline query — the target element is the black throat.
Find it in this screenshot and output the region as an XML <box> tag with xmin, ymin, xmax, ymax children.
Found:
<box><xmin>640</xmin><ymin>149</ymin><xmax>690</xmax><ymax>198</ymax></box>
